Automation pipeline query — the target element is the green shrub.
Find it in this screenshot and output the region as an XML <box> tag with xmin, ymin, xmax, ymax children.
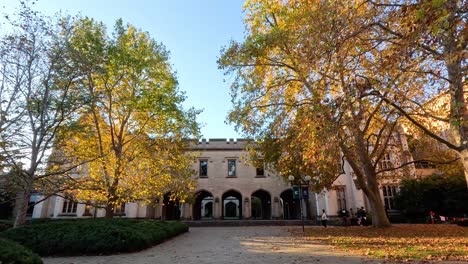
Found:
<box><xmin>0</xmin><ymin>238</ymin><xmax>43</xmax><ymax>264</ymax></box>
<box><xmin>456</xmin><ymin>219</ymin><xmax>468</xmax><ymax>227</ymax></box>
<box><xmin>395</xmin><ymin>174</ymin><xmax>468</xmax><ymax>221</ymax></box>
<box><xmin>0</xmin><ymin>219</ymin><xmax>12</xmax><ymax>232</ymax></box>
<box><xmin>0</xmin><ymin>219</ymin><xmax>188</xmax><ymax>256</ymax></box>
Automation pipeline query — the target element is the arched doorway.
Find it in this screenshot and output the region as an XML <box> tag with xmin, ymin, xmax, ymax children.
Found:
<box><xmin>280</xmin><ymin>189</ymin><xmax>300</xmax><ymax>220</ymax></box>
<box><xmin>251</xmin><ymin>189</ymin><xmax>271</xmax><ymax>220</ymax></box>
<box><xmin>222</xmin><ymin>190</ymin><xmax>242</xmax><ymax>220</ymax></box>
<box><xmin>162</xmin><ymin>192</ymin><xmax>180</xmax><ymax>220</ymax></box>
<box><xmin>192</xmin><ymin>190</ymin><xmax>214</xmax><ymax>220</ymax></box>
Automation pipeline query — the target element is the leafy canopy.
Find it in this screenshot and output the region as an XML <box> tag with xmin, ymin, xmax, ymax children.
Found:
<box><xmin>59</xmin><ymin>18</ymin><xmax>200</xmax><ymax>209</ymax></box>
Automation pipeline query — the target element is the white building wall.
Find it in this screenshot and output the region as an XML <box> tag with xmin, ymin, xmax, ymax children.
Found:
<box><xmin>34</xmin><ymin>136</ymin><xmax>413</xmax><ymax>221</ymax></box>
<box><xmin>31</xmin><ymin>194</ymin><xmax>44</xmax><ymax>219</ymax></box>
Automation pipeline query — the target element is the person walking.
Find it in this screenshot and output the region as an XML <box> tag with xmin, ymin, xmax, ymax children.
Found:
<box><xmin>321</xmin><ymin>209</ymin><xmax>328</xmax><ymax>228</ymax></box>
<box><xmin>340</xmin><ymin>209</ymin><xmax>350</xmax><ymax>226</ymax></box>
<box><xmin>358</xmin><ymin>206</ymin><xmax>368</xmax><ymax>226</ymax></box>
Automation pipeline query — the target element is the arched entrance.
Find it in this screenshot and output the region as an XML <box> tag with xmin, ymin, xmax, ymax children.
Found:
<box><xmin>192</xmin><ymin>190</ymin><xmax>214</xmax><ymax>220</ymax></box>
<box><xmin>280</xmin><ymin>189</ymin><xmax>300</xmax><ymax>220</ymax></box>
<box><xmin>251</xmin><ymin>189</ymin><xmax>271</xmax><ymax>220</ymax></box>
<box><xmin>162</xmin><ymin>192</ymin><xmax>180</xmax><ymax>220</ymax></box>
<box><xmin>222</xmin><ymin>190</ymin><xmax>242</xmax><ymax>219</ymax></box>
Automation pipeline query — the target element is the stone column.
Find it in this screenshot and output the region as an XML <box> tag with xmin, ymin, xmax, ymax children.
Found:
<box><xmin>154</xmin><ymin>202</ymin><xmax>162</xmax><ymax>220</ymax></box>
<box><xmin>47</xmin><ymin>195</ymin><xmax>57</xmax><ymax>218</ymax></box>
<box><xmin>314</xmin><ymin>193</ymin><xmax>320</xmax><ymax>220</ymax></box>
<box><xmin>179</xmin><ymin>203</ymin><xmax>185</xmax><ymax>219</ymax></box>
<box><xmin>145</xmin><ymin>204</ymin><xmax>155</xmax><ymax>218</ymax></box>
<box><xmin>186</xmin><ymin>203</ymin><xmax>193</xmax><ymax>220</ymax></box>
<box><xmin>243</xmin><ymin>197</ymin><xmax>250</xmax><ymax>219</ymax></box>
<box><xmin>324</xmin><ymin>189</ymin><xmax>329</xmax><ymax>215</ymax></box>
<box><xmin>214</xmin><ymin>197</ymin><xmax>221</xmax><ymax>219</ymax></box>
<box><xmin>272</xmin><ymin>196</ymin><xmax>280</xmax><ymax>219</ymax></box>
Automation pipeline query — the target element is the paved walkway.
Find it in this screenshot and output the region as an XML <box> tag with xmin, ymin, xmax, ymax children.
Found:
<box><xmin>44</xmin><ymin>226</ymin><xmax>384</xmax><ymax>264</ymax></box>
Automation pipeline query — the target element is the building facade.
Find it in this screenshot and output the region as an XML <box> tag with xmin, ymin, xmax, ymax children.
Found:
<box><xmin>30</xmin><ymin>137</ymin><xmax>415</xmax><ymax>221</ymax></box>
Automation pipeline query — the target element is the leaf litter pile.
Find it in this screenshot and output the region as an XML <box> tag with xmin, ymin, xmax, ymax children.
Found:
<box><xmin>299</xmin><ymin>224</ymin><xmax>467</xmax><ymax>262</ymax></box>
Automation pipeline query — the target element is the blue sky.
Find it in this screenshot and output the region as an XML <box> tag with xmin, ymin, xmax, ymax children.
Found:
<box><xmin>1</xmin><ymin>0</ymin><xmax>245</xmax><ymax>139</ymax></box>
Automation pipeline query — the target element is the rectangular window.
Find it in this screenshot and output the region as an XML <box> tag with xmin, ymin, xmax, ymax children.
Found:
<box><xmin>255</xmin><ymin>160</ymin><xmax>264</xmax><ymax>177</ymax></box>
<box><xmin>26</xmin><ymin>201</ymin><xmax>35</xmax><ymax>216</ymax></box>
<box><xmin>379</xmin><ymin>153</ymin><xmax>392</xmax><ymax>170</ymax></box>
<box><xmin>83</xmin><ymin>202</ymin><xmax>93</xmax><ymax>216</ymax></box>
<box><xmin>114</xmin><ymin>203</ymin><xmax>126</xmax><ymax>215</ymax></box>
<box><xmin>199</xmin><ymin>160</ymin><xmax>208</xmax><ymax>177</ymax></box>
<box><xmin>227</xmin><ymin>159</ymin><xmax>236</xmax><ymax>177</ymax></box>
<box><xmin>337</xmin><ymin>159</ymin><xmax>343</xmax><ymax>174</ymax></box>
<box><xmin>336</xmin><ymin>186</ymin><xmax>346</xmax><ymax>211</ymax></box>
<box><xmin>382</xmin><ymin>185</ymin><xmax>397</xmax><ymax>210</ymax></box>
<box><xmin>62</xmin><ymin>196</ymin><xmax>78</xmax><ymax>214</ymax></box>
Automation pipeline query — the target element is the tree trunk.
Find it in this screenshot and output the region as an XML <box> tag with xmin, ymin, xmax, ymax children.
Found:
<box><xmin>13</xmin><ymin>171</ymin><xmax>34</xmax><ymax>228</ymax></box>
<box><xmin>359</xmin><ymin>183</ymin><xmax>391</xmax><ymax>228</ymax></box>
<box><xmin>105</xmin><ymin>203</ymin><xmax>114</xmax><ymax>218</ymax></box>
<box><xmin>461</xmin><ymin>150</ymin><xmax>468</xmax><ymax>189</ymax></box>
<box><xmin>367</xmin><ymin>188</ymin><xmax>391</xmax><ymax>228</ymax></box>
<box><xmin>13</xmin><ymin>191</ymin><xmax>31</xmax><ymax>227</ymax></box>
<box><xmin>342</xmin><ymin>142</ymin><xmax>391</xmax><ymax>228</ymax></box>
<box><xmin>443</xmin><ymin>2</ymin><xmax>467</xmax><ymax>188</ymax></box>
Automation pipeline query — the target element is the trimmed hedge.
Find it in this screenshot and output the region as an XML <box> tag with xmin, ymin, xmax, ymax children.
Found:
<box><xmin>0</xmin><ymin>238</ymin><xmax>43</xmax><ymax>264</ymax></box>
<box><xmin>0</xmin><ymin>219</ymin><xmax>188</xmax><ymax>256</ymax></box>
<box><xmin>0</xmin><ymin>219</ymin><xmax>13</xmax><ymax>232</ymax></box>
<box><xmin>456</xmin><ymin>219</ymin><xmax>468</xmax><ymax>227</ymax></box>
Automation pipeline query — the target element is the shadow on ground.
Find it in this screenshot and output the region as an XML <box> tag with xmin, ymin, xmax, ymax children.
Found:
<box><xmin>44</xmin><ymin>226</ymin><xmax>384</xmax><ymax>264</ymax></box>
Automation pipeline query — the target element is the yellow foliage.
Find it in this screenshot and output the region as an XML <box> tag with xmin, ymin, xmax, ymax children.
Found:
<box><xmin>59</xmin><ymin>18</ymin><xmax>199</xmax><ymax>210</ymax></box>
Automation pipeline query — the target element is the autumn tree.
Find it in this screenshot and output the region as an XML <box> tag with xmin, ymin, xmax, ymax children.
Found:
<box><xmin>60</xmin><ymin>18</ymin><xmax>199</xmax><ymax>218</ymax></box>
<box><xmin>0</xmin><ymin>3</ymin><xmax>83</xmax><ymax>226</ymax></box>
<box><xmin>365</xmin><ymin>0</ymin><xmax>467</xmax><ymax>187</ymax></box>
<box><xmin>219</xmin><ymin>0</ymin><xmax>420</xmax><ymax>227</ymax></box>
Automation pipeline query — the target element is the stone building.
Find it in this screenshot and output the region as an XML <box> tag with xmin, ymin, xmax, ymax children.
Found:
<box><xmin>29</xmin><ymin>137</ymin><xmax>415</xmax><ymax>221</ymax></box>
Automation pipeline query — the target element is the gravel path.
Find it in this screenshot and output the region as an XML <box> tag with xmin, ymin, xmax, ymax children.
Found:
<box><xmin>44</xmin><ymin>226</ymin><xmax>385</xmax><ymax>264</ymax></box>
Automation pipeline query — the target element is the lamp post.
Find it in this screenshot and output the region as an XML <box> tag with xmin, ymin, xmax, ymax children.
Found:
<box><xmin>288</xmin><ymin>175</ymin><xmax>311</xmax><ymax>232</ymax></box>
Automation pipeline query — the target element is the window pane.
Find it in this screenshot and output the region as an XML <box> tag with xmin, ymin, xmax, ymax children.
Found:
<box><xmin>228</xmin><ymin>159</ymin><xmax>236</xmax><ymax>176</ymax></box>
<box><xmin>199</xmin><ymin>160</ymin><xmax>208</xmax><ymax>176</ymax></box>
<box><xmin>336</xmin><ymin>186</ymin><xmax>346</xmax><ymax>211</ymax></box>
<box><xmin>84</xmin><ymin>204</ymin><xmax>92</xmax><ymax>214</ymax></box>
<box><xmin>62</xmin><ymin>196</ymin><xmax>77</xmax><ymax>214</ymax></box>
<box><xmin>62</xmin><ymin>200</ymin><xmax>67</xmax><ymax>213</ymax></box>
<box><xmin>256</xmin><ymin>165</ymin><xmax>264</xmax><ymax>176</ymax></box>
<box><xmin>115</xmin><ymin>203</ymin><xmax>126</xmax><ymax>214</ymax></box>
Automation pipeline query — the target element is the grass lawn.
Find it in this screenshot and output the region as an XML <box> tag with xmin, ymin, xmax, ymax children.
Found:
<box><xmin>301</xmin><ymin>224</ymin><xmax>467</xmax><ymax>262</ymax></box>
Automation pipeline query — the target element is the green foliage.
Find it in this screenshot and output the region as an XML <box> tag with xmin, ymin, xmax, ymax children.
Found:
<box><xmin>0</xmin><ymin>219</ymin><xmax>13</xmax><ymax>232</ymax></box>
<box><xmin>0</xmin><ymin>238</ymin><xmax>43</xmax><ymax>264</ymax></box>
<box><xmin>0</xmin><ymin>193</ymin><xmax>14</xmax><ymax>219</ymax></box>
<box><xmin>59</xmin><ymin>17</ymin><xmax>200</xmax><ymax>213</ymax></box>
<box><xmin>395</xmin><ymin>173</ymin><xmax>468</xmax><ymax>220</ymax></box>
<box><xmin>0</xmin><ymin>219</ymin><xmax>188</xmax><ymax>256</ymax></box>
<box><xmin>456</xmin><ymin>220</ymin><xmax>468</xmax><ymax>227</ymax></box>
